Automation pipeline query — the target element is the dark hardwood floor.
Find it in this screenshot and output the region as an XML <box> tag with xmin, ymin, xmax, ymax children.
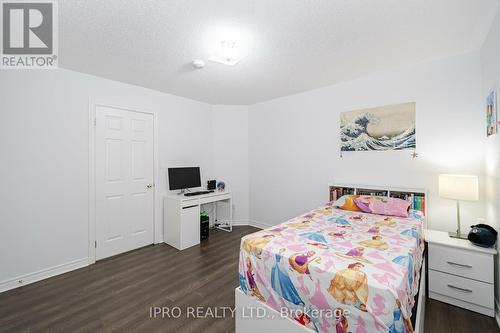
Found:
<box><xmin>424</xmin><ymin>298</ymin><xmax>499</xmax><ymax>333</ymax></box>
<box><xmin>0</xmin><ymin>225</ymin><xmax>498</xmax><ymax>333</ymax></box>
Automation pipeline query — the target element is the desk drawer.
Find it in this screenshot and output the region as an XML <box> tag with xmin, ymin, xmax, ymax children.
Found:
<box><xmin>199</xmin><ymin>193</ymin><xmax>230</xmax><ymax>205</ymax></box>
<box><xmin>428</xmin><ymin>244</ymin><xmax>493</xmax><ymax>283</ymax></box>
<box><xmin>429</xmin><ymin>270</ymin><xmax>494</xmax><ymax>309</ymax></box>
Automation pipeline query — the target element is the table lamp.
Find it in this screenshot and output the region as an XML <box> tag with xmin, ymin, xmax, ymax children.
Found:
<box><xmin>439</xmin><ymin>174</ymin><xmax>479</xmax><ymax>239</ymax></box>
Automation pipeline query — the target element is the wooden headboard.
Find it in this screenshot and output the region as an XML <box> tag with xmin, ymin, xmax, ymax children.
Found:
<box><xmin>328</xmin><ymin>183</ymin><xmax>427</xmax><ymax>218</ymax></box>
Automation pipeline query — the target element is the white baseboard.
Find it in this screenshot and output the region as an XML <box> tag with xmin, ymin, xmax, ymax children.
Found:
<box><xmin>0</xmin><ymin>258</ymin><xmax>88</xmax><ymax>293</ymax></box>
<box><xmin>0</xmin><ymin>221</ymin><xmax>272</xmax><ymax>294</ymax></box>
<box><xmin>248</xmin><ymin>220</ymin><xmax>273</xmax><ymax>229</ymax></box>
<box><xmin>226</xmin><ymin>219</ymin><xmax>273</xmax><ymax>229</ymax></box>
<box><xmin>231</xmin><ymin>219</ymin><xmax>252</xmax><ymax>226</ymax></box>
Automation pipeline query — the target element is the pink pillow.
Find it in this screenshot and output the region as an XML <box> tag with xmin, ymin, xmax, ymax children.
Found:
<box><xmin>354</xmin><ymin>195</ymin><xmax>410</xmax><ymax>218</ymax></box>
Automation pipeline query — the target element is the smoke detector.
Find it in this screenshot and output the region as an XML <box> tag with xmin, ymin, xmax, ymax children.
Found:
<box><xmin>192</xmin><ymin>59</ymin><xmax>205</xmax><ymax>69</ymax></box>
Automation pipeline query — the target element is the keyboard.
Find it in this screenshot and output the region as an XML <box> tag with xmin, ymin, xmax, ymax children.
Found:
<box><xmin>184</xmin><ymin>190</ymin><xmax>214</xmax><ymax>197</ymax></box>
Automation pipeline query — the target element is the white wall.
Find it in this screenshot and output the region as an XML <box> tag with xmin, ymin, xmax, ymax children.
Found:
<box><xmin>211</xmin><ymin>105</ymin><xmax>249</xmax><ymax>223</ymax></box>
<box><xmin>248</xmin><ymin>52</ymin><xmax>486</xmax><ymax>231</ymax></box>
<box><xmin>481</xmin><ymin>6</ymin><xmax>500</xmax><ymax>306</ymax></box>
<box><xmin>0</xmin><ymin>31</ymin><xmax>494</xmax><ymax>296</ymax></box>
<box><xmin>0</xmin><ymin>69</ymin><xmax>213</xmax><ymax>288</ymax></box>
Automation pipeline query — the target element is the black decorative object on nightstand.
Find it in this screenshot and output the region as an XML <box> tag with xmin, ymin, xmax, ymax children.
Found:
<box><xmin>468</xmin><ymin>224</ymin><xmax>497</xmax><ymax>248</ymax></box>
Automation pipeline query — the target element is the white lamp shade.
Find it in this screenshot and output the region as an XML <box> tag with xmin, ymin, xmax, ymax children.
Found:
<box><xmin>439</xmin><ymin>174</ymin><xmax>479</xmax><ymax>201</ymax></box>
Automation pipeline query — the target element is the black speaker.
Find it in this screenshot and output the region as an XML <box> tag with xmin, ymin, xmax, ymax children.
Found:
<box><xmin>207</xmin><ymin>180</ymin><xmax>216</xmax><ymax>190</ymax></box>
<box><xmin>468</xmin><ymin>224</ymin><xmax>497</xmax><ymax>248</ymax></box>
<box><xmin>201</xmin><ymin>215</ymin><xmax>209</xmax><ymax>240</ymax></box>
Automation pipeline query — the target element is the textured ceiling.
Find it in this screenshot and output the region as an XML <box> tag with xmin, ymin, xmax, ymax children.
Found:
<box><xmin>59</xmin><ymin>0</ymin><xmax>500</xmax><ymax>105</ymax></box>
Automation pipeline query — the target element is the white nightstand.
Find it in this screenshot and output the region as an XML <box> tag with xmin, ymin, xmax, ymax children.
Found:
<box><xmin>425</xmin><ymin>229</ymin><xmax>497</xmax><ymax>317</ymax></box>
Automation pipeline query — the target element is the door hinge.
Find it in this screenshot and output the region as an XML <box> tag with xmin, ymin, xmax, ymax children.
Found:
<box><xmin>95</xmin><ymin>241</ymin><xmax>97</xmax><ymax>248</ymax></box>
<box><xmin>94</xmin><ymin>118</ymin><xmax>96</xmax><ymax>126</ymax></box>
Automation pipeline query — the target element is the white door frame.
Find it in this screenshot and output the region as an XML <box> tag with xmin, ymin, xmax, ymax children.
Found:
<box><xmin>88</xmin><ymin>98</ymin><xmax>160</xmax><ymax>265</ymax></box>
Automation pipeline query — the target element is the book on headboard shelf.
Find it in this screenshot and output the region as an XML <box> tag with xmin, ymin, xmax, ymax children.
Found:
<box><xmin>390</xmin><ymin>191</ymin><xmax>425</xmax><ymax>212</ymax></box>
<box><xmin>328</xmin><ymin>183</ymin><xmax>426</xmax><ymax>216</ymax></box>
<box><xmin>356</xmin><ymin>189</ymin><xmax>389</xmax><ymax>196</ymax></box>
<box><xmin>329</xmin><ymin>187</ymin><xmax>355</xmax><ymax>202</ymax></box>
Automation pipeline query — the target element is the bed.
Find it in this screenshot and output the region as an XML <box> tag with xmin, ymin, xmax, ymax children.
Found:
<box><xmin>236</xmin><ymin>188</ymin><xmax>426</xmax><ymax>333</ymax></box>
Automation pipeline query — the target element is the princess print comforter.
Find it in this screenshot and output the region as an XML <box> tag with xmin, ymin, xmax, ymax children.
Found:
<box><xmin>238</xmin><ymin>204</ymin><xmax>424</xmax><ymax>333</ymax></box>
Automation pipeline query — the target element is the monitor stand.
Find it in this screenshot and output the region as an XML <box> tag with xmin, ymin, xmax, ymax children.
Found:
<box><xmin>177</xmin><ymin>189</ymin><xmax>188</xmax><ymax>195</ymax></box>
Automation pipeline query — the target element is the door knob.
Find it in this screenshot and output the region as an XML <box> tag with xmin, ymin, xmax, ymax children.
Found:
<box><xmin>146</xmin><ymin>184</ymin><xmax>153</xmax><ymax>189</ymax></box>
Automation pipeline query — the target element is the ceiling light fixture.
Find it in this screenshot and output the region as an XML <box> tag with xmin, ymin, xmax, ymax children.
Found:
<box><xmin>209</xmin><ymin>40</ymin><xmax>241</xmax><ymax>66</ymax></box>
<box><xmin>204</xmin><ymin>23</ymin><xmax>253</xmax><ymax>67</ymax></box>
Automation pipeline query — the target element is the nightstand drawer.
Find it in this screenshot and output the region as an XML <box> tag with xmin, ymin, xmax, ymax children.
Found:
<box><xmin>429</xmin><ymin>270</ymin><xmax>494</xmax><ymax>309</ymax></box>
<box><xmin>428</xmin><ymin>243</ymin><xmax>493</xmax><ymax>283</ymax></box>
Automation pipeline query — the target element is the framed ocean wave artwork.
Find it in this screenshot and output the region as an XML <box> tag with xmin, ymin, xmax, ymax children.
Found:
<box><xmin>340</xmin><ymin>102</ymin><xmax>416</xmax><ymax>152</ymax></box>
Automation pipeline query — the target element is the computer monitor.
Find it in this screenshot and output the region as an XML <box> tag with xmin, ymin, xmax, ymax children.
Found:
<box><xmin>168</xmin><ymin>167</ymin><xmax>201</xmax><ymax>190</ymax></box>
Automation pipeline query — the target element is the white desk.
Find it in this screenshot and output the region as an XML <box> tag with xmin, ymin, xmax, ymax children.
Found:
<box><xmin>163</xmin><ymin>191</ymin><xmax>232</xmax><ymax>250</ymax></box>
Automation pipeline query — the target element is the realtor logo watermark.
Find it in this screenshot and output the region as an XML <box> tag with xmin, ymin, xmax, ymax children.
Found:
<box><xmin>1</xmin><ymin>0</ymin><xmax>58</xmax><ymax>68</ymax></box>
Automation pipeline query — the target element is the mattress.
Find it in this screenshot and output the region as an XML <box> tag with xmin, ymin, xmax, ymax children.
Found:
<box><xmin>238</xmin><ymin>203</ymin><xmax>424</xmax><ymax>333</ymax></box>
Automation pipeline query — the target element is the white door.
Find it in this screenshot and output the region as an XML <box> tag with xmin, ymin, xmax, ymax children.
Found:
<box><xmin>95</xmin><ymin>106</ymin><xmax>154</xmax><ymax>260</ymax></box>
